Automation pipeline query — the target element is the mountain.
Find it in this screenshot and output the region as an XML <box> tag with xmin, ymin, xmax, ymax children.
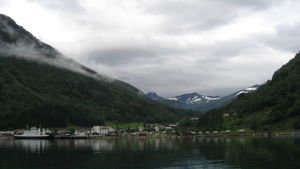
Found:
<box><xmin>0</xmin><ymin>14</ymin><xmax>189</xmax><ymax>129</ymax></box>
<box><xmin>145</xmin><ymin>92</ymin><xmax>165</xmax><ymax>101</ymax></box>
<box><xmin>168</xmin><ymin>92</ymin><xmax>221</xmax><ymax>104</ymax></box>
<box><xmin>198</xmin><ymin>52</ymin><xmax>300</xmax><ymax>131</ymax></box>
<box><xmin>145</xmin><ymin>85</ymin><xmax>259</xmax><ymax>112</ymax></box>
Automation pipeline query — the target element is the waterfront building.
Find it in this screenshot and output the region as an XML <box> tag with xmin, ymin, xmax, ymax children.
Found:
<box><xmin>91</xmin><ymin>126</ymin><xmax>115</xmax><ymax>135</ymax></box>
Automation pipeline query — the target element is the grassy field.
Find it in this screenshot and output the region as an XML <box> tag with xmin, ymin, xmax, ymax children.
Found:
<box><xmin>105</xmin><ymin>122</ymin><xmax>145</xmax><ymax>129</ymax></box>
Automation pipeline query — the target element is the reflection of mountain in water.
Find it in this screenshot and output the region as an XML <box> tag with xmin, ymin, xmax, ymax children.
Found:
<box><xmin>1</xmin><ymin>137</ymin><xmax>300</xmax><ymax>169</ymax></box>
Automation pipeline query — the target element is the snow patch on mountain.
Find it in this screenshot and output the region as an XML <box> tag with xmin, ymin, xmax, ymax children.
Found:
<box><xmin>146</xmin><ymin>85</ymin><xmax>260</xmax><ymax>112</ymax></box>
<box><xmin>204</xmin><ymin>96</ymin><xmax>221</xmax><ymax>101</ymax></box>
<box><xmin>168</xmin><ymin>93</ymin><xmax>221</xmax><ymax>104</ymax></box>
<box><xmin>235</xmin><ymin>85</ymin><xmax>259</xmax><ymax>96</ymax></box>
<box><xmin>168</xmin><ymin>97</ymin><xmax>178</xmax><ymax>101</ymax></box>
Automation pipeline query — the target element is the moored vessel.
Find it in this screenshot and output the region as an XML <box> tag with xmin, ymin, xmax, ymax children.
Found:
<box><xmin>14</xmin><ymin>126</ymin><xmax>52</xmax><ymax>139</ymax></box>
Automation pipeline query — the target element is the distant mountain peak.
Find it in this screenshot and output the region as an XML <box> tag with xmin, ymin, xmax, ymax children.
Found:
<box><xmin>147</xmin><ymin>84</ymin><xmax>260</xmax><ymax>112</ymax></box>
<box><xmin>168</xmin><ymin>92</ymin><xmax>221</xmax><ymax>105</ymax></box>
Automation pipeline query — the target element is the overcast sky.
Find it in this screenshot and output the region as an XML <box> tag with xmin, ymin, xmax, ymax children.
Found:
<box><xmin>1</xmin><ymin>0</ymin><xmax>299</xmax><ymax>97</ymax></box>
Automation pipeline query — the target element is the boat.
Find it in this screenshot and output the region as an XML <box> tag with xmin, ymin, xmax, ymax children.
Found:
<box><xmin>14</xmin><ymin>126</ymin><xmax>52</xmax><ymax>139</ymax></box>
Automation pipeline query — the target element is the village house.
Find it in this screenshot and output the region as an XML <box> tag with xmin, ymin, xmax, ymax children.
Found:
<box><xmin>190</xmin><ymin>117</ymin><xmax>199</xmax><ymax>122</ymax></box>
<box><xmin>56</xmin><ymin>130</ymin><xmax>72</xmax><ymax>136</ymax></box>
<box><xmin>169</xmin><ymin>123</ymin><xmax>179</xmax><ymax>128</ymax></box>
<box><xmin>74</xmin><ymin>130</ymin><xmax>89</xmax><ymax>136</ymax></box>
<box><xmin>138</xmin><ymin>126</ymin><xmax>144</xmax><ymax>132</ymax></box>
<box><xmin>223</xmin><ymin>113</ymin><xmax>230</xmax><ymax>117</ymax></box>
<box><xmin>165</xmin><ymin>126</ymin><xmax>172</xmax><ymax>130</ymax></box>
<box><xmin>0</xmin><ymin>131</ymin><xmax>14</xmax><ymax>136</ymax></box>
<box><xmin>154</xmin><ymin>126</ymin><xmax>160</xmax><ymax>132</ymax></box>
<box><xmin>225</xmin><ymin>130</ymin><xmax>231</xmax><ymax>133</ymax></box>
<box><xmin>238</xmin><ymin>129</ymin><xmax>245</xmax><ymax>132</ymax></box>
<box><xmin>91</xmin><ymin>126</ymin><xmax>115</xmax><ymax>135</ymax></box>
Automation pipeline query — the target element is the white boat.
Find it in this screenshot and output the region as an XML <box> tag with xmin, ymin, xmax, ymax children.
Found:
<box><xmin>14</xmin><ymin>126</ymin><xmax>52</xmax><ymax>139</ymax></box>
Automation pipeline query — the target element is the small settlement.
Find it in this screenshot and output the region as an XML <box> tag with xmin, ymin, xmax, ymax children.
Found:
<box><xmin>2</xmin><ymin>117</ymin><xmax>286</xmax><ymax>138</ymax></box>
<box><xmin>0</xmin><ymin>123</ymin><xmax>181</xmax><ymax>138</ymax></box>
<box><xmin>53</xmin><ymin>123</ymin><xmax>181</xmax><ymax>138</ymax></box>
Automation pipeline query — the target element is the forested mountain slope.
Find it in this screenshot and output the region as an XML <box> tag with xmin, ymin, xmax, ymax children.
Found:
<box><xmin>198</xmin><ymin>52</ymin><xmax>300</xmax><ymax>131</ymax></box>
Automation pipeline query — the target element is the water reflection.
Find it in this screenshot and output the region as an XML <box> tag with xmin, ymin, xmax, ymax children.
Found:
<box><xmin>0</xmin><ymin>137</ymin><xmax>180</xmax><ymax>152</ymax></box>
<box><xmin>15</xmin><ymin>140</ymin><xmax>50</xmax><ymax>153</ymax></box>
<box><xmin>0</xmin><ymin>137</ymin><xmax>300</xmax><ymax>169</ymax></box>
<box><xmin>0</xmin><ymin>137</ymin><xmax>50</xmax><ymax>153</ymax></box>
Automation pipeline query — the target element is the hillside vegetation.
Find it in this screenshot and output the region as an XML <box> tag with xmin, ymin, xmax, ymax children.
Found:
<box><xmin>198</xmin><ymin>52</ymin><xmax>300</xmax><ymax>131</ymax></box>
<box><xmin>0</xmin><ymin>56</ymin><xmax>191</xmax><ymax>129</ymax></box>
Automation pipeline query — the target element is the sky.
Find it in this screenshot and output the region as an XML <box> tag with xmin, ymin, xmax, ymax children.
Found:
<box><xmin>0</xmin><ymin>0</ymin><xmax>299</xmax><ymax>97</ymax></box>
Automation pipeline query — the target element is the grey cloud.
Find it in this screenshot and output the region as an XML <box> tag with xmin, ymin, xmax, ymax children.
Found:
<box><xmin>0</xmin><ymin>0</ymin><xmax>9</xmax><ymax>7</ymax></box>
<box><xmin>85</xmin><ymin>33</ymin><xmax>280</xmax><ymax>97</ymax></box>
<box><xmin>88</xmin><ymin>45</ymin><xmax>185</xmax><ymax>66</ymax></box>
<box><xmin>144</xmin><ymin>1</ymin><xmax>236</xmax><ymax>33</ymax></box>
<box><xmin>2</xmin><ymin>0</ymin><xmax>296</xmax><ymax>97</ymax></box>
<box><xmin>0</xmin><ymin>41</ymin><xmax>102</xmax><ymax>79</ymax></box>
<box><xmin>113</xmin><ymin>60</ymin><xmax>264</xmax><ymax>97</ymax></box>
<box><xmin>196</xmin><ymin>40</ymin><xmax>259</xmax><ymax>62</ymax></box>
<box><xmin>88</xmin><ymin>35</ymin><xmax>282</xmax><ymax>97</ymax></box>
<box><xmin>224</xmin><ymin>0</ymin><xmax>281</xmax><ymax>9</ymax></box>
<box><xmin>28</xmin><ymin>0</ymin><xmax>83</xmax><ymax>12</ymax></box>
<box><xmin>50</xmin><ymin>0</ymin><xmax>299</xmax><ymax>97</ymax></box>
<box><xmin>262</xmin><ymin>24</ymin><xmax>300</xmax><ymax>53</ymax></box>
<box><xmin>141</xmin><ymin>0</ymin><xmax>282</xmax><ymax>34</ymax></box>
<box><xmin>88</xmin><ymin>48</ymin><xmax>157</xmax><ymax>66</ymax></box>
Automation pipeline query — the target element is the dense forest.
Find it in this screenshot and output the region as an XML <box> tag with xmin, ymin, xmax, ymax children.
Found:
<box><xmin>0</xmin><ymin>57</ymin><xmax>194</xmax><ymax>129</ymax></box>
<box><xmin>198</xmin><ymin>52</ymin><xmax>300</xmax><ymax>131</ymax></box>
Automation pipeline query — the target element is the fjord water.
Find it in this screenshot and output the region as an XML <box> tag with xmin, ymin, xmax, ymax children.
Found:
<box><xmin>0</xmin><ymin>137</ymin><xmax>300</xmax><ymax>169</ymax></box>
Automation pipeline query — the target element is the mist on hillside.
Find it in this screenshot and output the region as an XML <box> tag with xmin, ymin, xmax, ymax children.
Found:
<box><xmin>0</xmin><ymin>15</ymin><xmax>113</xmax><ymax>82</ymax></box>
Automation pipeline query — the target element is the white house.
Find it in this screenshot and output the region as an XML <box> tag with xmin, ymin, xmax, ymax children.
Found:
<box><xmin>165</xmin><ymin>127</ymin><xmax>172</xmax><ymax>130</ymax></box>
<box><xmin>154</xmin><ymin>126</ymin><xmax>160</xmax><ymax>132</ymax></box>
<box><xmin>238</xmin><ymin>129</ymin><xmax>245</xmax><ymax>133</ymax></box>
<box><xmin>91</xmin><ymin>126</ymin><xmax>115</xmax><ymax>135</ymax></box>
<box><xmin>138</xmin><ymin>126</ymin><xmax>144</xmax><ymax>132</ymax></box>
<box><xmin>190</xmin><ymin>117</ymin><xmax>199</xmax><ymax>122</ymax></box>
<box><xmin>169</xmin><ymin>123</ymin><xmax>179</xmax><ymax>128</ymax></box>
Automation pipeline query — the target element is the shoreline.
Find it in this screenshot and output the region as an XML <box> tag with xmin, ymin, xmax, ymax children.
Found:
<box><xmin>1</xmin><ymin>131</ymin><xmax>300</xmax><ymax>139</ymax></box>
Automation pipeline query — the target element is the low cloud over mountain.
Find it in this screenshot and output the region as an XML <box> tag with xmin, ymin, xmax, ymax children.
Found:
<box><xmin>1</xmin><ymin>0</ymin><xmax>299</xmax><ymax>96</ymax></box>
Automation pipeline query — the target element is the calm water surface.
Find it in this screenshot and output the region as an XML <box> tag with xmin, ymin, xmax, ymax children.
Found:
<box><xmin>0</xmin><ymin>136</ymin><xmax>300</xmax><ymax>169</ymax></box>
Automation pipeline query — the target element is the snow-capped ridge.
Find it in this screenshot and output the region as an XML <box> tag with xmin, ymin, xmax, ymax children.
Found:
<box><xmin>168</xmin><ymin>92</ymin><xmax>221</xmax><ymax>104</ymax></box>
<box><xmin>146</xmin><ymin>85</ymin><xmax>260</xmax><ymax>112</ymax></box>
<box><xmin>168</xmin><ymin>97</ymin><xmax>178</xmax><ymax>101</ymax></box>
<box><xmin>235</xmin><ymin>85</ymin><xmax>259</xmax><ymax>96</ymax></box>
